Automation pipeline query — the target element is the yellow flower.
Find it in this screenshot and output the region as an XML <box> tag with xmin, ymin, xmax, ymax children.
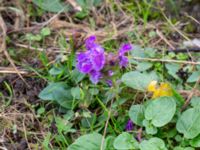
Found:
<box><xmin>147</xmin><ymin>80</ymin><xmax>173</xmax><ymax>99</ymax></box>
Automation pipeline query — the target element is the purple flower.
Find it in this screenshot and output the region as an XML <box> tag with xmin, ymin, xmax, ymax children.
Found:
<box><xmin>76</xmin><ymin>35</ymin><xmax>105</xmax><ymax>84</ymax></box>
<box><xmin>118</xmin><ymin>43</ymin><xmax>133</xmax><ymax>55</ymax></box>
<box><xmin>108</xmin><ymin>70</ymin><xmax>114</xmax><ymax>76</ymax></box>
<box><xmin>118</xmin><ymin>43</ymin><xmax>133</xmax><ymax>68</ymax></box>
<box><xmin>76</xmin><ymin>52</ymin><xmax>93</xmax><ymax>73</ymax></box>
<box><xmin>119</xmin><ymin>55</ymin><xmax>129</xmax><ymax>68</ymax></box>
<box><xmin>90</xmin><ymin>49</ymin><xmax>105</xmax><ymax>71</ymax></box>
<box><xmin>85</xmin><ymin>35</ymin><xmax>96</xmax><ymax>50</ymax></box>
<box><xmin>107</xmin><ymin>53</ymin><xmax>116</xmax><ymax>66</ymax></box>
<box><xmin>106</xmin><ymin>79</ymin><xmax>113</xmax><ymax>87</ymax></box>
<box><xmin>89</xmin><ymin>70</ymin><xmax>102</xmax><ymax>84</ymax></box>
<box><xmin>125</xmin><ymin>119</ymin><xmax>134</xmax><ymax>131</ymax></box>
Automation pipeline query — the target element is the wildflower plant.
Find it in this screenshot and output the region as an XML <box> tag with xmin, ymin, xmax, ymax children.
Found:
<box><xmin>76</xmin><ymin>35</ymin><xmax>133</xmax><ymax>84</ymax></box>
<box><xmin>39</xmin><ymin>35</ymin><xmax>200</xmax><ymax>150</ymax></box>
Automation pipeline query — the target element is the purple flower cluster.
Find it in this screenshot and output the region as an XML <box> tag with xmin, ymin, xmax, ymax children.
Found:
<box><xmin>76</xmin><ymin>35</ymin><xmax>133</xmax><ymax>84</ymax></box>
<box><xmin>76</xmin><ymin>36</ymin><xmax>105</xmax><ymax>84</ymax></box>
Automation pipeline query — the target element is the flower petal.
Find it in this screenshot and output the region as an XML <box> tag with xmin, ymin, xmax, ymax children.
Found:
<box><xmin>119</xmin><ymin>55</ymin><xmax>129</xmax><ymax>67</ymax></box>
<box><xmin>90</xmin><ymin>50</ymin><xmax>105</xmax><ymax>71</ymax></box>
<box><xmin>85</xmin><ymin>35</ymin><xmax>96</xmax><ymax>50</ymax></box>
<box><xmin>118</xmin><ymin>43</ymin><xmax>133</xmax><ymax>56</ymax></box>
<box><xmin>89</xmin><ymin>70</ymin><xmax>102</xmax><ymax>84</ymax></box>
<box><xmin>76</xmin><ymin>52</ymin><xmax>93</xmax><ymax>73</ymax></box>
<box><xmin>125</xmin><ymin>119</ymin><xmax>134</xmax><ymax>131</ymax></box>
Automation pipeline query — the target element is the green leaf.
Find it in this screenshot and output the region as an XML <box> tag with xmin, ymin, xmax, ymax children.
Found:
<box><xmin>165</xmin><ymin>63</ymin><xmax>181</xmax><ymax>80</ymax></box>
<box><xmin>139</xmin><ymin>138</ymin><xmax>167</xmax><ymax>150</ymax></box>
<box><xmin>75</xmin><ymin>11</ymin><xmax>89</xmax><ymax>19</ymax></box>
<box><xmin>143</xmin><ymin>119</ymin><xmax>157</xmax><ymax>135</ymax></box>
<box><xmin>37</xmin><ymin>107</ymin><xmax>45</xmax><ymax>115</ymax></box>
<box><xmin>89</xmin><ymin>88</ymin><xmax>99</xmax><ymax>95</ymax></box>
<box><xmin>136</xmin><ymin>62</ymin><xmax>153</xmax><ymax>71</ymax></box>
<box><xmin>176</xmin><ymin>107</ymin><xmax>200</xmax><ymax>139</ymax></box>
<box><xmin>71</xmin><ymin>69</ymin><xmax>85</xmax><ymax>83</ymax></box>
<box><xmin>76</xmin><ymin>0</ymin><xmax>102</xmax><ymax>8</ymax></box>
<box><xmin>68</xmin><ymin>133</ymin><xmax>102</xmax><ymax>150</ymax></box>
<box><xmin>41</xmin><ymin>27</ymin><xmax>51</xmax><ymax>36</ymax></box>
<box><xmin>26</xmin><ymin>33</ymin><xmax>42</xmax><ymax>41</ymax></box>
<box><xmin>190</xmin><ymin>134</ymin><xmax>200</xmax><ymax>147</ymax></box>
<box><xmin>71</xmin><ymin>87</ymin><xmax>81</xmax><ymax>99</ymax></box>
<box><xmin>32</xmin><ymin>0</ymin><xmax>69</xmax><ymax>12</ymax></box>
<box><xmin>144</xmin><ymin>47</ymin><xmax>156</xmax><ymax>58</ymax></box>
<box><xmin>187</xmin><ymin>71</ymin><xmax>200</xmax><ymax>83</ymax></box>
<box><xmin>55</xmin><ymin>117</ymin><xmax>74</xmax><ymax>133</ymax></box>
<box><xmin>190</xmin><ymin>97</ymin><xmax>200</xmax><ymax>107</ymax></box>
<box><xmin>113</xmin><ymin>132</ymin><xmax>139</xmax><ymax>149</ymax></box>
<box><xmin>145</xmin><ymin>96</ymin><xmax>176</xmax><ymax>127</ymax></box>
<box><xmin>39</xmin><ymin>82</ymin><xmax>73</xmax><ymax>109</ymax></box>
<box><xmin>121</xmin><ymin>71</ymin><xmax>158</xmax><ymax>91</ymax></box>
<box><xmin>104</xmin><ymin>136</ymin><xmax>115</xmax><ymax>150</ymax></box>
<box><xmin>130</xmin><ymin>45</ymin><xmax>146</xmax><ymax>58</ymax></box>
<box><xmin>49</xmin><ymin>66</ymin><xmax>64</xmax><ymax>75</ymax></box>
<box><xmin>129</xmin><ymin>104</ymin><xmax>145</xmax><ymax>126</ymax></box>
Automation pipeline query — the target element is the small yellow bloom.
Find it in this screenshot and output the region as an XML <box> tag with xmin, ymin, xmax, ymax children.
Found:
<box><xmin>147</xmin><ymin>80</ymin><xmax>158</xmax><ymax>92</ymax></box>
<box><xmin>147</xmin><ymin>81</ymin><xmax>173</xmax><ymax>99</ymax></box>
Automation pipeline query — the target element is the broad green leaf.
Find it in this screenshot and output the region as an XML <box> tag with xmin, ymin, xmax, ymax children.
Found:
<box><xmin>113</xmin><ymin>132</ymin><xmax>139</xmax><ymax>149</ymax></box>
<box><xmin>89</xmin><ymin>88</ymin><xmax>99</xmax><ymax>95</ymax></box>
<box><xmin>143</xmin><ymin>119</ymin><xmax>157</xmax><ymax>135</ymax></box>
<box><xmin>136</xmin><ymin>62</ymin><xmax>153</xmax><ymax>71</ymax></box>
<box><xmin>144</xmin><ymin>47</ymin><xmax>156</xmax><ymax>58</ymax></box>
<box><xmin>39</xmin><ymin>82</ymin><xmax>73</xmax><ymax>109</ymax></box>
<box><xmin>76</xmin><ymin>0</ymin><xmax>102</xmax><ymax>8</ymax></box>
<box><xmin>190</xmin><ymin>97</ymin><xmax>200</xmax><ymax>107</ymax></box>
<box><xmin>145</xmin><ymin>96</ymin><xmax>176</xmax><ymax>127</ymax></box>
<box><xmin>68</xmin><ymin>133</ymin><xmax>102</xmax><ymax>150</ymax></box>
<box><xmin>176</xmin><ymin>107</ymin><xmax>200</xmax><ymax>139</ymax></box>
<box><xmin>32</xmin><ymin>0</ymin><xmax>69</xmax><ymax>12</ymax></box>
<box><xmin>190</xmin><ymin>134</ymin><xmax>200</xmax><ymax>147</ymax></box>
<box><xmin>130</xmin><ymin>45</ymin><xmax>146</xmax><ymax>58</ymax></box>
<box><xmin>129</xmin><ymin>104</ymin><xmax>145</xmax><ymax>126</ymax></box>
<box><xmin>187</xmin><ymin>71</ymin><xmax>200</xmax><ymax>83</ymax></box>
<box><xmin>71</xmin><ymin>87</ymin><xmax>81</xmax><ymax>99</ymax></box>
<box><xmin>165</xmin><ymin>63</ymin><xmax>181</xmax><ymax>80</ymax></box>
<box><xmin>71</xmin><ymin>69</ymin><xmax>85</xmax><ymax>83</ymax></box>
<box><xmin>139</xmin><ymin>138</ymin><xmax>167</xmax><ymax>150</ymax></box>
<box><xmin>121</xmin><ymin>71</ymin><xmax>158</xmax><ymax>91</ymax></box>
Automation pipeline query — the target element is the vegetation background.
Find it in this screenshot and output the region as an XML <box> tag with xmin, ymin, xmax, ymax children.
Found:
<box><xmin>0</xmin><ymin>0</ymin><xmax>200</xmax><ymax>149</ymax></box>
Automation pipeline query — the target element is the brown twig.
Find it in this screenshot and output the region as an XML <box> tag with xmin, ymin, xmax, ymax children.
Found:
<box><xmin>181</xmin><ymin>77</ymin><xmax>200</xmax><ymax>111</ymax></box>
<box><xmin>131</xmin><ymin>56</ymin><xmax>200</xmax><ymax>65</ymax></box>
<box><xmin>0</xmin><ymin>14</ymin><xmax>29</xmax><ymax>87</ymax></box>
<box><xmin>156</xmin><ymin>29</ymin><xmax>175</xmax><ymax>50</ymax></box>
<box><xmin>0</xmin><ymin>67</ymin><xmax>28</xmax><ymax>74</ymax></box>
